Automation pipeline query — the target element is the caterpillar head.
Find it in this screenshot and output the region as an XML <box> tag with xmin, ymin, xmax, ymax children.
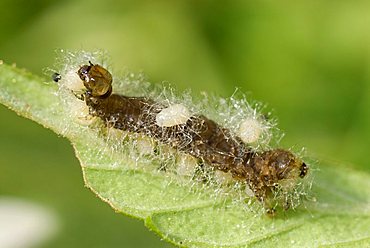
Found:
<box><xmin>255</xmin><ymin>149</ymin><xmax>308</xmax><ymax>188</ymax></box>
<box><xmin>251</xmin><ymin>149</ymin><xmax>308</xmax><ymax>211</ymax></box>
<box><xmin>78</xmin><ymin>62</ymin><xmax>112</xmax><ymax>98</ymax></box>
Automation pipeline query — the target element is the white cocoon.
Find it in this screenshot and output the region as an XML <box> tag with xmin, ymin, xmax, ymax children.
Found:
<box><xmin>156</xmin><ymin>104</ymin><xmax>191</xmax><ymax>127</ymax></box>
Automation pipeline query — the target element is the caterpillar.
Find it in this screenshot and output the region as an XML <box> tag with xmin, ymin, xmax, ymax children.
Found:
<box><xmin>53</xmin><ymin>53</ymin><xmax>309</xmax><ymax>214</ymax></box>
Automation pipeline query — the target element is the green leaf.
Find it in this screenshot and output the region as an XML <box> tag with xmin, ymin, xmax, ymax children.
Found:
<box><xmin>0</xmin><ymin>63</ymin><xmax>369</xmax><ymax>247</ymax></box>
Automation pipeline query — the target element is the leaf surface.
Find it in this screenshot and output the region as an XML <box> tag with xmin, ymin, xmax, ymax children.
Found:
<box><xmin>0</xmin><ymin>63</ymin><xmax>369</xmax><ymax>247</ymax></box>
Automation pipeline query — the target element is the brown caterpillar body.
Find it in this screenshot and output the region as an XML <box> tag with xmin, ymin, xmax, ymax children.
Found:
<box><xmin>75</xmin><ymin>62</ymin><xmax>308</xmax><ymax>213</ymax></box>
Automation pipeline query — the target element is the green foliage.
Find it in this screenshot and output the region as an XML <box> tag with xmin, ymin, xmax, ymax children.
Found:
<box><xmin>1</xmin><ymin>63</ymin><xmax>369</xmax><ymax>247</ymax></box>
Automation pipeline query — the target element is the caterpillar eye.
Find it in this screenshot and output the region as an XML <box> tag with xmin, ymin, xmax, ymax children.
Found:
<box><xmin>78</xmin><ymin>65</ymin><xmax>91</xmax><ymax>80</ymax></box>
<box><xmin>299</xmin><ymin>162</ymin><xmax>308</xmax><ymax>178</ymax></box>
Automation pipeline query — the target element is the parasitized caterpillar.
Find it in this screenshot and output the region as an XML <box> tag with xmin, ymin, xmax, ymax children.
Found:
<box><xmin>53</xmin><ymin>51</ymin><xmax>309</xmax><ymax>215</ymax></box>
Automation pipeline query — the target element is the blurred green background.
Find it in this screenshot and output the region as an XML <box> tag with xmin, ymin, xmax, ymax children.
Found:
<box><xmin>1</xmin><ymin>0</ymin><xmax>370</xmax><ymax>247</ymax></box>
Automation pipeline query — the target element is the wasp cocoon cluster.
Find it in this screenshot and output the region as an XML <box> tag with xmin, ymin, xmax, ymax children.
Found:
<box><xmin>52</xmin><ymin>51</ymin><xmax>310</xmax><ymax>214</ymax></box>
